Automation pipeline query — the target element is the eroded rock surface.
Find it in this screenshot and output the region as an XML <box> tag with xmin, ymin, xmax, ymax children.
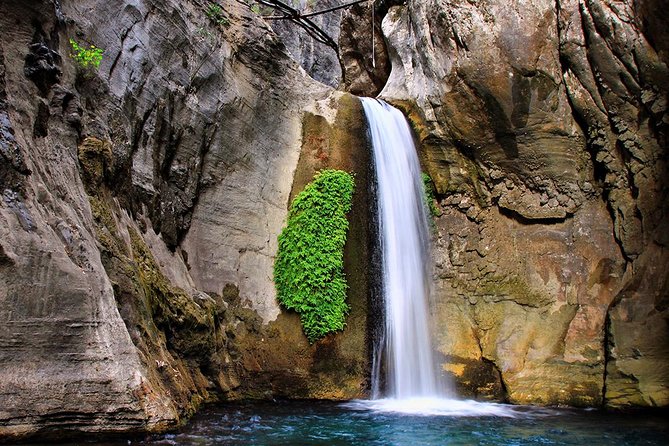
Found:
<box><xmin>270</xmin><ymin>0</ymin><xmax>344</xmax><ymax>88</ymax></box>
<box><xmin>0</xmin><ymin>0</ymin><xmax>369</xmax><ymax>440</ymax></box>
<box><xmin>380</xmin><ymin>0</ymin><xmax>668</xmax><ymax>406</ymax></box>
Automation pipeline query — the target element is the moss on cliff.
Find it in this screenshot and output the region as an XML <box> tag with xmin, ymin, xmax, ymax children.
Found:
<box><xmin>77</xmin><ymin>136</ymin><xmax>112</xmax><ymax>193</ymax></box>
<box><xmin>274</xmin><ymin>169</ymin><xmax>355</xmax><ymax>343</ymax></box>
<box><xmin>79</xmin><ymin>139</ymin><xmax>219</xmax><ymax>423</ymax></box>
<box><xmin>128</xmin><ymin>226</ymin><xmax>218</xmax><ymax>358</ymax></box>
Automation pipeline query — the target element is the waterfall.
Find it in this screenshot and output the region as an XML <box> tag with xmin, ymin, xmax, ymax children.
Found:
<box><xmin>344</xmin><ymin>98</ymin><xmax>517</xmax><ymax>415</ymax></box>
<box><xmin>361</xmin><ymin>97</ymin><xmax>442</xmax><ymax>400</ymax></box>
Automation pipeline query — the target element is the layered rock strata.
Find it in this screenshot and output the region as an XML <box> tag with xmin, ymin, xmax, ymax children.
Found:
<box><xmin>0</xmin><ymin>0</ymin><xmax>370</xmax><ymax>440</ymax></box>
<box><xmin>380</xmin><ymin>0</ymin><xmax>668</xmax><ymax>407</ymax></box>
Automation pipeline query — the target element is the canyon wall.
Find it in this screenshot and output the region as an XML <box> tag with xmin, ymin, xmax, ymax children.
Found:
<box><xmin>0</xmin><ymin>0</ymin><xmax>667</xmax><ymax>440</ymax></box>
<box><xmin>0</xmin><ymin>0</ymin><xmax>370</xmax><ymax>440</ymax></box>
<box><xmin>377</xmin><ymin>0</ymin><xmax>668</xmax><ymax>407</ymax></box>
<box><xmin>271</xmin><ymin>0</ymin><xmax>343</xmax><ymax>88</ymax></box>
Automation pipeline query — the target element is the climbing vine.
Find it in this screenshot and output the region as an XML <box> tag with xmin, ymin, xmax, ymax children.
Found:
<box><xmin>274</xmin><ymin>169</ymin><xmax>355</xmax><ymax>343</ymax></box>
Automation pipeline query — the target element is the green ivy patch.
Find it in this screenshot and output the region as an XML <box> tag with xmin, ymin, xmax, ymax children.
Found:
<box><xmin>205</xmin><ymin>2</ymin><xmax>229</xmax><ymax>27</ymax></box>
<box><xmin>274</xmin><ymin>169</ymin><xmax>355</xmax><ymax>343</ymax></box>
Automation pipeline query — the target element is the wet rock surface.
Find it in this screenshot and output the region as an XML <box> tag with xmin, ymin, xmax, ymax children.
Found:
<box><xmin>380</xmin><ymin>0</ymin><xmax>668</xmax><ymax>407</ymax></box>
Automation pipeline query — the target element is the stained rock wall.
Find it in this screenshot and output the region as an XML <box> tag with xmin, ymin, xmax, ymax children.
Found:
<box><xmin>380</xmin><ymin>0</ymin><xmax>668</xmax><ymax>407</ymax></box>
<box><xmin>270</xmin><ymin>0</ymin><xmax>344</xmax><ymax>88</ymax></box>
<box><xmin>0</xmin><ymin>0</ymin><xmax>369</xmax><ymax>440</ymax></box>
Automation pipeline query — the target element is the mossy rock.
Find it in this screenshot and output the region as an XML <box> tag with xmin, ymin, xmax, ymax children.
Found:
<box><xmin>128</xmin><ymin>226</ymin><xmax>217</xmax><ymax>357</ymax></box>
<box><xmin>77</xmin><ymin>137</ymin><xmax>112</xmax><ymax>192</ymax></box>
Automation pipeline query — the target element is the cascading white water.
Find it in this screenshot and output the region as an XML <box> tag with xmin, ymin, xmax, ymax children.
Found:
<box><xmin>348</xmin><ymin>98</ymin><xmax>519</xmax><ymax>416</ymax></box>
<box><xmin>361</xmin><ymin>97</ymin><xmax>442</xmax><ymax>399</ymax></box>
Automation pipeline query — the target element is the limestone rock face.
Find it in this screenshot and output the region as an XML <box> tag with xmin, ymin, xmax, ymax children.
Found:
<box><xmin>270</xmin><ymin>0</ymin><xmax>393</xmax><ymax>95</ymax></box>
<box><xmin>339</xmin><ymin>1</ymin><xmax>393</xmax><ymax>97</ymax></box>
<box><xmin>380</xmin><ymin>0</ymin><xmax>668</xmax><ymax>406</ymax></box>
<box><xmin>382</xmin><ymin>0</ymin><xmax>589</xmax><ymax>220</ymax></box>
<box><xmin>270</xmin><ymin>0</ymin><xmax>343</xmax><ymax>88</ymax></box>
<box><xmin>0</xmin><ymin>0</ymin><xmax>369</xmax><ymax>440</ymax></box>
<box><xmin>224</xmin><ymin>93</ymin><xmax>373</xmax><ymax>401</ymax></box>
<box><xmin>433</xmin><ymin>201</ymin><xmax>624</xmax><ymax>405</ymax></box>
<box><xmin>0</xmin><ymin>6</ymin><xmax>176</xmax><ymax>438</ymax></box>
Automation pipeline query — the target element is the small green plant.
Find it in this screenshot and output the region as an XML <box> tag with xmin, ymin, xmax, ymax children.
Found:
<box><xmin>422</xmin><ymin>172</ymin><xmax>441</xmax><ymax>218</ymax></box>
<box><xmin>69</xmin><ymin>39</ymin><xmax>103</xmax><ymax>70</ymax></box>
<box><xmin>196</xmin><ymin>26</ymin><xmax>216</xmax><ymax>45</ymax></box>
<box><xmin>205</xmin><ymin>2</ymin><xmax>229</xmax><ymax>26</ymax></box>
<box><xmin>245</xmin><ymin>1</ymin><xmax>272</xmax><ymax>15</ymax></box>
<box><xmin>274</xmin><ymin>169</ymin><xmax>355</xmax><ymax>343</ymax></box>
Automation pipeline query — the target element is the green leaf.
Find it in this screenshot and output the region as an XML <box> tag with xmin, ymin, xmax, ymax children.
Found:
<box><xmin>69</xmin><ymin>38</ymin><xmax>103</xmax><ymax>70</ymax></box>
<box><xmin>422</xmin><ymin>172</ymin><xmax>441</xmax><ymax>218</ymax></box>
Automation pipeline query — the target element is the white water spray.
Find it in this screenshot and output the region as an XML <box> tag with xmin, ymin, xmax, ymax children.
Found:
<box><xmin>356</xmin><ymin>98</ymin><xmax>518</xmax><ymax>417</ymax></box>
<box><xmin>361</xmin><ymin>97</ymin><xmax>441</xmax><ymax>399</ymax></box>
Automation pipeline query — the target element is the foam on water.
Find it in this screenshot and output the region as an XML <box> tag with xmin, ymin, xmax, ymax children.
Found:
<box><xmin>343</xmin><ymin>397</ymin><xmax>526</xmax><ymax>417</ymax></box>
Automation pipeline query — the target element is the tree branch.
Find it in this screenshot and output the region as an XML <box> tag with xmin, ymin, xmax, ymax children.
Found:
<box><xmin>243</xmin><ymin>0</ymin><xmax>372</xmax><ymax>51</ymax></box>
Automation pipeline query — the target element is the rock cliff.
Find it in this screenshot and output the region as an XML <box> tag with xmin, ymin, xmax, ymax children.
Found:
<box><xmin>378</xmin><ymin>0</ymin><xmax>668</xmax><ymax>407</ymax></box>
<box><xmin>0</xmin><ymin>0</ymin><xmax>667</xmax><ymax>441</ymax></box>
<box><xmin>0</xmin><ymin>0</ymin><xmax>370</xmax><ymax>440</ymax></box>
<box><xmin>270</xmin><ymin>0</ymin><xmax>343</xmax><ymax>88</ymax></box>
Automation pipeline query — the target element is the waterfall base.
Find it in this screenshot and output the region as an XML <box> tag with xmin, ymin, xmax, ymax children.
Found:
<box><xmin>343</xmin><ymin>398</ymin><xmax>528</xmax><ymax>417</ymax></box>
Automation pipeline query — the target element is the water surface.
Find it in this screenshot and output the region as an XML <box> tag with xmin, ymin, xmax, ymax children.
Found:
<box><xmin>142</xmin><ymin>400</ymin><xmax>667</xmax><ymax>446</ymax></box>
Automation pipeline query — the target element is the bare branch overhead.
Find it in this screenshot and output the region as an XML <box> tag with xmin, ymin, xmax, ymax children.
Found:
<box><xmin>244</xmin><ymin>0</ymin><xmax>371</xmax><ymax>52</ymax></box>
